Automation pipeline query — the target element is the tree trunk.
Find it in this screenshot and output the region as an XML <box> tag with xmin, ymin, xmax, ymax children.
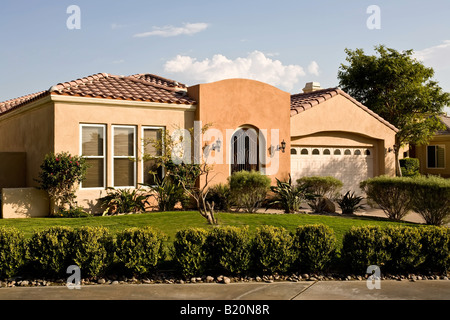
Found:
<box><xmin>394</xmin><ymin>138</ymin><xmax>402</xmax><ymax>177</ymax></box>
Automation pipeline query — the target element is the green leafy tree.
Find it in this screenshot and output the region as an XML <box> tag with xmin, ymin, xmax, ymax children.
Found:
<box><xmin>338</xmin><ymin>45</ymin><xmax>450</xmax><ymax>175</ymax></box>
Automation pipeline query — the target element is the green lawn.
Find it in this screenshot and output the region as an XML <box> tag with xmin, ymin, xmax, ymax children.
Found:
<box><xmin>0</xmin><ymin>211</ymin><xmax>420</xmax><ymax>246</ymax></box>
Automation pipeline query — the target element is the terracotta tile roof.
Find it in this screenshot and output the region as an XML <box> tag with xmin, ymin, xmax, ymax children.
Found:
<box><xmin>437</xmin><ymin>115</ymin><xmax>450</xmax><ymax>135</ymax></box>
<box><xmin>291</xmin><ymin>87</ymin><xmax>398</xmax><ymax>132</ymax></box>
<box><xmin>0</xmin><ymin>72</ymin><xmax>196</xmax><ymax>117</ymax></box>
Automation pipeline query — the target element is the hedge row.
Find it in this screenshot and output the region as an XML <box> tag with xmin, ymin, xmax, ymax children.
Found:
<box><xmin>0</xmin><ymin>224</ymin><xmax>448</xmax><ymax>280</ymax></box>
<box><xmin>361</xmin><ymin>175</ymin><xmax>450</xmax><ymax>225</ymax></box>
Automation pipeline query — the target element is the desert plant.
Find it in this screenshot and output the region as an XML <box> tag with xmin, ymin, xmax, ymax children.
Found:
<box><xmin>266</xmin><ymin>176</ymin><xmax>313</xmax><ymax>213</ymax></box>
<box><xmin>143</xmin><ymin>175</ymin><xmax>185</xmax><ymax>212</ymax></box>
<box><xmin>36</xmin><ymin>152</ymin><xmax>88</xmax><ymax>216</ymax></box>
<box><xmin>99</xmin><ymin>187</ymin><xmax>147</xmax><ymax>215</ymax></box>
<box><xmin>336</xmin><ymin>191</ymin><xmax>365</xmax><ymax>215</ymax></box>
<box><xmin>229</xmin><ymin>170</ymin><xmax>271</xmax><ymax>213</ymax></box>
<box><xmin>297</xmin><ymin>176</ymin><xmax>343</xmax><ymax>213</ymax></box>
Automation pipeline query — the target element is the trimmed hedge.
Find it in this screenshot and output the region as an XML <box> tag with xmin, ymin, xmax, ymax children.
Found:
<box><xmin>115</xmin><ymin>227</ymin><xmax>166</xmax><ymax>276</ymax></box>
<box><xmin>0</xmin><ymin>224</ymin><xmax>448</xmax><ymax>280</ymax></box>
<box><xmin>361</xmin><ymin>175</ymin><xmax>450</xmax><ymax>225</ymax></box>
<box><xmin>0</xmin><ymin>227</ymin><xmax>27</xmax><ymax>279</ymax></box>
<box><xmin>293</xmin><ymin>225</ymin><xmax>337</xmax><ymax>273</ymax></box>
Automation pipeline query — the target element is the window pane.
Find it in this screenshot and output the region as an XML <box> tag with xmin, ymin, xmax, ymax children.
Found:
<box><xmin>143</xmin><ymin>159</ymin><xmax>163</xmax><ymax>185</ymax></box>
<box><xmin>427</xmin><ymin>146</ymin><xmax>436</xmax><ymax>168</ymax></box>
<box><xmin>83</xmin><ymin>158</ymin><xmax>104</xmax><ymax>188</ymax></box>
<box><xmin>114</xmin><ymin>127</ymin><xmax>134</xmax><ymax>156</ymax></box>
<box><xmin>114</xmin><ymin>159</ymin><xmax>135</xmax><ymax>187</ymax></box>
<box><xmin>144</xmin><ymin>129</ymin><xmax>163</xmax><ymax>157</ymax></box>
<box><xmin>437</xmin><ymin>146</ymin><xmax>445</xmax><ymax>168</ymax></box>
<box><xmin>82</xmin><ymin>126</ymin><xmax>104</xmax><ymax>157</ymax></box>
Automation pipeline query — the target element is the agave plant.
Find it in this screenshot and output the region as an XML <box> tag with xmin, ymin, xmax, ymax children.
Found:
<box><xmin>336</xmin><ymin>191</ymin><xmax>365</xmax><ymax>215</ymax></box>
<box><xmin>99</xmin><ymin>187</ymin><xmax>147</xmax><ymax>215</ymax></box>
<box><xmin>266</xmin><ymin>175</ymin><xmax>313</xmax><ymax>213</ymax></box>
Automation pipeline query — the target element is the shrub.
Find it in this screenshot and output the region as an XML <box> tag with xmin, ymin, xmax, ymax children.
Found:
<box><xmin>297</xmin><ymin>176</ymin><xmax>343</xmax><ymax>213</ymax></box>
<box><xmin>71</xmin><ymin>227</ymin><xmax>115</xmax><ymax>278</ymax></box>
<box><xmin>144</xmin><ymin>175</ymin><xmax>185</xmax><ymax>212</ymax></box>
<box><xmin>251</xmin><ymin>225</ymin><xmax>294</xmax><ymax>274</ymax></box>
<box><xmin>360</xmin><ymin>176</ymin><xmax>414</xmax><ymax>221</ymax></box>
<box><xmin>399</xmin><ymin>158</ymin><xmax>420</xmax><ymax>177</ymax></box>
<box><xmin>0</xmin><ymin>227</ymin><xmax>27</xmax><ymax>279</ymax></box>
<box><xmin>420</xmin><ymin>226</ymin><xmax>450</xmax><ymax>273</ymax></box>
<box><xmin>342</xmin><ymin>226</ymin><xmax>392</xmax><ymax>274</ymax></box>
<box><xmin>27</xmin><ymin>226</ymin><xmax>74</xmax><ymax>277</ymax></box>
<box><xmin>55</xmin><ymin>206</ymin><xmax>91</xmax><ymax>218</ymax></box>
<box><xmin>336</xmin><ymin>191</ymin><xmax>365</xmax><ymax>215</ymax></box>
<box><xmin>266</xmin><ymin>176</ymin><xmax>313</xmax><ymax>213</ymax></box>
<box><xmin>384</xmin><ymin>226</ymin><xmax>424</xmax><ymax>273</ymax></box>
<box><xmin>408</xmin><ymin>175</ymin><xmax>450</xmax><ymax>226</ymax></box>
<box><xmin>206</xmin><ymin>226</ymin><xmax>252</xmax><ymax>274</ymax></box>
<box><xmin>206</xmin><ymin>183</ymin><xmax>233</xmax><ymax>212</ymax></box>
<box><xmin>115</xmin><ymin>227</ymin><xmax>166</xmax><ymax>276</ymax></box>
<box><xmin>293</xmin><ymin>225</ymin><xmax>337</xmax><ymax>273</ymax></box>
<box><xmin>229</xmin><ymin>170</ymin><xmax>271</xmax><ymax>213</ymax></box>
<box><xmin>37</xmin><ymin>152</ymin><xmax>88</xmax><ymax>216</ymax></box>
<box><xmin>99</xmin><ymin>187</ymin><xmax>147</xmax><ymax>215</ymax></box>
<box><xmin>172</xmin><ymin>228</ymin><xmax>210</xmax><ymax>278</ymax></box>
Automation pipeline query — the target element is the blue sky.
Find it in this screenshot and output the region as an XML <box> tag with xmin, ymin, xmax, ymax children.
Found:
<box><xmin>1</xmin><ymin>0</ymin><xmax>450</xmax><ymax>113</ymax></box>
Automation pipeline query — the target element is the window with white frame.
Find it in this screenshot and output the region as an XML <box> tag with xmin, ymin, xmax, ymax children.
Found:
<box><xmin>113</xmin><ymin>125</ymin><xmax>136</xmax><ymax>187</ymax></box>
<box><xmin>427</xmin><ymin>145</ymin><xmax>445</xmax><ymax>169</ymax></box>
<box><xmin>142</xmin><ymin>127</ymin><xmax>164</xmax><ymax>185</ymax></box>
<box><xmin>80</xmin><ymin>124</ymin><xmax>106</xmax><ymax>189</ymax></box>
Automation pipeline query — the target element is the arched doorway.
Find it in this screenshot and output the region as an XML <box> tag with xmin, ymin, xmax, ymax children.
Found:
<box><xmin>230</xmin><ymin>126</ymin><xmax>261</xmax><ymax>174</ymax></box>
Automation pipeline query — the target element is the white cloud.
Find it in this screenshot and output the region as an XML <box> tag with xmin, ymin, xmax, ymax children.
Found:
<box><xmin>133</xmin><ymin>22</ymin><xmax>208</xmax><ymax>38</ymax></box>
<box><xmin>308</xmin><ymin>61</ymin><xmax>320</xmax><ymax>76</ymax></box>
<box><xmin>414</xmin><ymin>40</ymin><xmax>450</xmax><ymax>69</ymax></box>
<box><xmin>164</xmin><ymin>51</ymin><xmax>307</xmax><ymax>91</ymax></box>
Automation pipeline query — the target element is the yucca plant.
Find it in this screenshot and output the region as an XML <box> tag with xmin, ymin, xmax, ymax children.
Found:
<box><xmin>336</xmin><ymin>191</ymin><xmax>365</xmax><ymax>215</ymax></box>
<box><xmin>266</xmin><ymin>175</ymin><xmax>313</xmax><ymax>213</ymax></box>
<box><xmin>99</xmin><ymin>187</ymin><xmax>147</xmax><ymax>215</ymax></box>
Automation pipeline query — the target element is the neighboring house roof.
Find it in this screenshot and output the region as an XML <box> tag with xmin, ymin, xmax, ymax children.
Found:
<box><xmin>0</xmin><ymin>73</ymin><xmax>196</xmax><ymax>117</ymax></box>
<box><xmin>290</xmin><ymin>87</ymin><xmax>398</xmax><ymax>132</ymax></box>
<box><xmin>436</xmin><ymin>114</ymin><xmax>450</xmax><ymax>135</ymax></box>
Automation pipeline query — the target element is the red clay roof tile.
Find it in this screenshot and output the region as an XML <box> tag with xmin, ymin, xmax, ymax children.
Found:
<box><xmin>0</xmin><ymin>72</ymin><xmax>196</xmax><ymax>117</ymax></box>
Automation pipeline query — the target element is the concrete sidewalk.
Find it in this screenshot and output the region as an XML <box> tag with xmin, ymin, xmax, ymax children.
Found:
<box><xmin>0</xmin><ymin>280</ymin><xmax>449</xmax><ymax>300</ymax></box>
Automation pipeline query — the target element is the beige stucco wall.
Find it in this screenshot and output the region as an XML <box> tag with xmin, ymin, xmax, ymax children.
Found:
<box><xmin>188</xmin><ymin>79</ymin><xmax>292</xmax><ymax>186</ymax></box>
<box><xmin>0</xmin><ymin>152</ymin><xmax>26</xmax><ymax>190</ymax></box>
<box><xmin>290</xmin><ymin>94</ymin><xmax>397</xmax><ymax>177</ymax></box>
<box><xmin>52</xmin><ymin>95</ymin><xmax>196</xmax><ymax>213</ymax></box>
<box><xmin>1</xmin><ymin>188</ymin><xmax>49</xmax><ymax>219</ymax></box>
<box><xmin>415</xmin><ymin>135</ymin><xmax>450</xmax><ymax>178</ymax></box>
<box><xmin>0</xmin><ymin>98</ymin><xmax>54</xmax><ymax>187</ymax></box>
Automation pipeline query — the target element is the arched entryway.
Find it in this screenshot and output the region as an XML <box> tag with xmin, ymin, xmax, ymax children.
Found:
<box><xmin>230</xmin><ymin>126</ymin><xmax>264</xmax><ymax>174</ymax></box>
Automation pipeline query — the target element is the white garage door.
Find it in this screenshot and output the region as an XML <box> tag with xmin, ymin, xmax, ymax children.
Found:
<box><xmin>291</xmin><ymin>147</ymin><xmax>374</xmax><ymax>195</ymax></box>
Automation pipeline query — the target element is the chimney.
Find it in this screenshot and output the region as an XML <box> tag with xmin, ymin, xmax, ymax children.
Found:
<box><xmin>302</xmin><ymin>82</ymin><xmax>322</xmax><ymax>93</ymax></box>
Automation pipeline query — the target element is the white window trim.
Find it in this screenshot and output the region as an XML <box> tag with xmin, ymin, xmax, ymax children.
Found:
<box><xmin>141</xmin><ymin>126</ymin><xmax>166</xmax><ymax>187</ymax></box>
<box><xmin>80</xmin><ymin>124</ymin><xmax>106</xmax><ymax>190</ymax></box>
<box><xmin>427</xmin><ymin>145</ymin><xmax>446</xmax><ymax>169</ymax></box>
<box><xmin>112</xmin><ymin>125</ymin><xmax>137</xmax><ymax>189</ymax></box>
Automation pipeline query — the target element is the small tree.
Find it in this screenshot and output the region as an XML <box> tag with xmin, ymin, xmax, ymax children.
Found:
<box><xmin>37</xmin><ymin>152</ymin><xmax>88</xmax><ymax>216</ymax></box>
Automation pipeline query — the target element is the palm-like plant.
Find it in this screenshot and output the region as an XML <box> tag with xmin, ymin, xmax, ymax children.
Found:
<box><xmin>266</xmin><ymin>176</ymin><xmax>313</xmax><ymax>213</ymax></box>
<box><xmin>336</xmin><ymin>191</ymin><xmax>365</xmax><ymax>215</ymax></box>
<box><xmin>99</xmin><ymin>188</ymin><xmax>147</xmax><ymax>215</ymax></box>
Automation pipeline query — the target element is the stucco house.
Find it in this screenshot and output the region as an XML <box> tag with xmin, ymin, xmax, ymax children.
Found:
<box><xmin>0</xmin><ymin>73</ymin><xmax>398</xmax><ymax>217</ymax></box>
<box><xmin>412</xmin><ymin>115</ymin><xmax>450</xmax><ymax>178</ymax></box>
